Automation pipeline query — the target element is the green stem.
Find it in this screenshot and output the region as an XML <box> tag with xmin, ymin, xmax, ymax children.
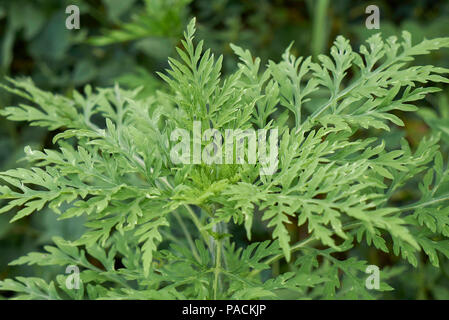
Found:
<box><xmin>213</xmin><ymin>238</ymin><xmax>222</xmax><ymax>300</ymax></box>
<box><xmin>75</xmin><ymin>258</ymin><xmax>132</xmax><ymax>289</ymax></box>
<box><xmin>304</xmin><ymin>49</ymin><xmax>412</xmax><ymax>129</ymax></box>
<box><xmin>311</xmin><ymin>0</ymin><xmax>329</xmax><ymax>57</ymax></box>
<box><xmin>159</xmin><ymin>177</ymin><xmax>213</xmax><ymax>252</ymax></box>
<box><xmin>249</xmin><ymin>236</ymin><xmax>317</xmax><ymax>278</ymax></box>
<box><xmin>248</xmin><ymin>221</ymin><xmax>362</xmax><ymax>278</ymax></box>
<box><xmin>398</xmin><ymin>194</ymin><xmax>449</xmax><ymax>212</ymax></box>
<box><xmin>173</xmin><ymin>212</ymin><xmax>201</xmax><ymax>263</ymax></box>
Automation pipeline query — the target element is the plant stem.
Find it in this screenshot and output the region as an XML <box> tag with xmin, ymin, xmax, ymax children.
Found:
<box><xmin>248</xmin><ymin>221</ymin><xmax>362</xmax><ymax>278</ymax></box>
<box><xmin>398</xmin><ymin>194</ymin><xmax>449</xmax><ymax>212</ymax></box>
<box><xmin>159</xmin><ymin>177</ymin><xmax>212</xmax><ymax>252</ymax></box>
<box><xmin>304</xmin><ymin>50</ymin><xmax>411</xmax><ymax>129</ymax></box>
<box><xmin>213</xmin><ymin>238</ymin><xmax>222</xmax><ymax>300</ymax></box>
<box><xmin>249</xmin><ymin>236</ymin><xmax>317</xmax><ymax>278</ymax></box>
<box><xmin>173</xmin><ymin>212</ymin><xmax>201</xmax><ymax>263</ymax></box>
<box><xmin>311</xmin><ymin>0</ymin><xmax>329</xmax><ymax>57</ymax></box>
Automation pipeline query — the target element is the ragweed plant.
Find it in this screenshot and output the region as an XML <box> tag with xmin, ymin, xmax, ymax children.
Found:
<box><xmin>1</xmin><ymin>18</ymin><xmax>449</xmax><ymax>299</ymax></box>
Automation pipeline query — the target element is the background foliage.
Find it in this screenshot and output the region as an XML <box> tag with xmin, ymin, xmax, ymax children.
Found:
<box><xmin>0</xmin><ymin>0</ymin><xmax>449</xmax><ymax>299</ymax></box>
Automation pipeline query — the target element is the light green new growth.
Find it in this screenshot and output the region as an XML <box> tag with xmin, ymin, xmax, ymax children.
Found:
<box><xmin>1</xmin><ymin>18</ymin><xmax>449</xmax><ymax>299</ymax></box>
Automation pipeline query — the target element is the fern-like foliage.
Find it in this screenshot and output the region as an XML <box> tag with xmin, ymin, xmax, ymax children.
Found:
<box><xmin>1</xmin><ymin>18</ymin><xmax>449</xmax><ymax>299</ymax></box>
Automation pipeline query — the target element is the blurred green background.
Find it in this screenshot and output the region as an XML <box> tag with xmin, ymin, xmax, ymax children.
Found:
<box><xmin>1</xmin><ymin>0</ymin><xmax>449</xmax><ymax>299</ymax></box>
